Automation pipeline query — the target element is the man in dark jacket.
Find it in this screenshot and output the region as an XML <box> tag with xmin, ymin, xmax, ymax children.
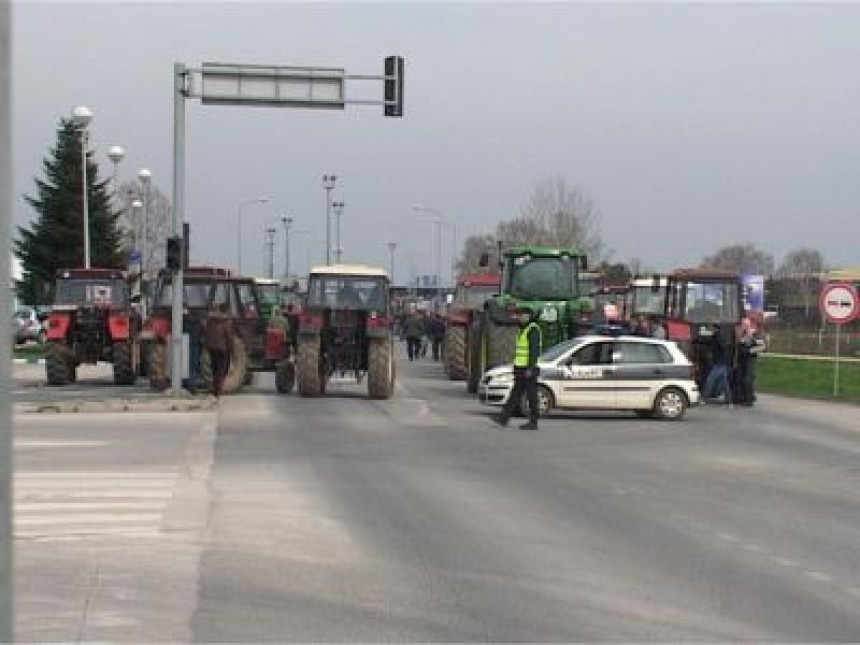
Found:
<box><xmin>403</xmin><ymin>310</ymin><xmax>425</xmax><ymax>361</ymax></box>
<box><xmin>703</xmin><ymin>323</ymin><xmax>735</xmax><ymax>406</ymax></box>
<box><xmin>493</xmin><ymin>307</ymin><xmax>543</xmax><ymax>430</ymax></box>
<box><xmin>428</xmin><ymin>313</ymin><xmax>446</xmax><ymax>361</ymax></box>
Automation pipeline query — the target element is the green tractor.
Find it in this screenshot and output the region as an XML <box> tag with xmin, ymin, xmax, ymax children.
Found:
<box><xmin>466</xmin><ymin>245</ymin><xmax>591</xmax><ymax>393</ymax></box>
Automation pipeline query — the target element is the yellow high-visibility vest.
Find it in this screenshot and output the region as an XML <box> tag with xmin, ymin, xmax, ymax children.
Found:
<box><xmin>514</xmin><ymin>322</ymin><xmax>541</xmax><ymax>368</ymax></box>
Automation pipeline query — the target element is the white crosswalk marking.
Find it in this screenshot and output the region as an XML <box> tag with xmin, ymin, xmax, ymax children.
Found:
<box><xmin>14</xmin><ymin>471</ymin><xmax>178</xmax><ymax>541</ymax></box>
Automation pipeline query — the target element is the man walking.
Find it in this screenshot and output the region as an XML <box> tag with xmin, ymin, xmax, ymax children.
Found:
<box><xmin>493</xmin><ymin>306</ymin><xmax>542</xmax><ymax>430</ymax></box>
<box><xmin>404</xmin><ymin>308</ymin><xmax>424</xmax><ymax>361</ymax></box>
<box><xmin>429</xmin><ymin>313</ymin><xmax>446</xmax><ymax>361</ymax></box>
<box><xmin>703</xmin><ymin>323</ymin><xmax>734</xmax><ymax>406</ymax></box>
<box><xmin>737</xmin><ymin>318</ymin><xmax>765</xmax><ymax>406</ymax></box>
<box><xmin>204</xmin><ymin>303</ymin><xmax>234</xmax><ymax>397</ymax></box>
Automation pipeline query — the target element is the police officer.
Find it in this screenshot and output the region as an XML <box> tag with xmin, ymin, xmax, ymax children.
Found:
<box><xmin>493</xmin><ymin>306</ymin><xmax>543</xmax><ymax>430</ymax></box>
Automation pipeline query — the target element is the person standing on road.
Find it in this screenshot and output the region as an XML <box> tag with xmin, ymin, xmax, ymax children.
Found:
<box><xmin>493</xmin><ymin>307</ymin><xmax>543</xmax><ymax>430</ymax></box>
<box><xmin>703</xmin><ymin>323</ymin><xmax>734</xmax><ymax>406</ymax></box>
<box><xmin>428</xmin><ymin>313</ymin><xmax>446</xmax><ymax>361</ymax></box>
<box><xmin>404</xmin><ymin>309</ymin><xmax>424</xmax><ymax>361</ymax></box>
<box><xmin>204</xmin><ymin>303</ymin><xmax>234</xmax><ymax>397</ymax></box>
<box><xmin>182</xmin><ymin>308</ymin><xmax>204</xmax><ymax>394</ymax></box>
<box><xmin>737</xmin><ymin>318</ymin><xmax>765</xmax><ymax>406</ymax></box>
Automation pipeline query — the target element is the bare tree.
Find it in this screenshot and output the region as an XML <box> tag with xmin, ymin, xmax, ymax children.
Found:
<box><xmin>455</xmin><ymin>233</ymin><xmax>499</xmax><ymax>277</ymax></box>
<box><xmin>510</xmin><ymin>175</ymin><xmax>605</xmax><ymax>260</ymax></box>
<box><xmin>117</xmin><ymin>179</ymin><xmax>171</xmax><ymax>273</ymax></box>
<box><xmin>700</xmin><ymin>243</ymin><xmax>774</xmax><ymax>275</ymax></box>
<box><xmin>777</xmin><ymin>247</ymin><xmax>825</xmax><ymax>317</ymax></box>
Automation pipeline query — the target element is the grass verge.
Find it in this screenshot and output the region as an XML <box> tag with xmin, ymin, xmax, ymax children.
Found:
<box><xmin>12</xmin><ymin>344</ymin><xmax>46</xmax><ymax>360</ymax></box>
<box><xmin>758</xmin><ymin>355</ymin><xmax>860</xmax><ymax>404</ymax></box>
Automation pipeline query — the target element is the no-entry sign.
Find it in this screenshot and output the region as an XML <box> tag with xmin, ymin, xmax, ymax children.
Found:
<box><xmin>820</xmin><ymin>282</ymin><xmax>859</xmax><ymax>325</ymax></box>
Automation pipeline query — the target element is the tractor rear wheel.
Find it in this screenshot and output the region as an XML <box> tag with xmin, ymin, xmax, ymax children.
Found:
<box><xmin>444</xmin><ymin>325</ymin><xmax>468</xmax><ymax>381</ymax></box>
<box><xmin>45</xmin><ymin>342</ymin><xmax>72</xmax><ymax>386</ymax></box>
<box><xmin>297</xmin><ymin>337</ymin><xmax>323</xmax><ymax>397</ymax></box>
<box><xmin>368</xmin><ymin>338</ymin><xmax>395</xmax><ymax>399</ymax></box>
<box><xmin>112</xmin><ymin>342</ymin><xmax>136</xmax><ymax>385</ymax></box>
<box><xmin>200</xmin><ymin>337</ymin><xmax>248</xmax><ymax>395</ymax></box>
<box><xmin>148</xmin><ymin>342</ymin><xmax>169</xmax><ymax>391</ymax></box>
<box><xmin>486</xmin><ymin>318</ymin><xmax>518</xmax><ymax>372</ymax></box>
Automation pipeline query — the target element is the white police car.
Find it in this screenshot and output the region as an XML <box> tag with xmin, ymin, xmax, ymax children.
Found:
<box><xmin>479</xmin><ymin>335</ymin><xmax>699</xmax><ymax>420</ymax></box>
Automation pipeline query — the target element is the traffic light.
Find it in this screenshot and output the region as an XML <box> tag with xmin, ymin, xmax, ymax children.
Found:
<box><xmin>384</xmin><ymin>56</ymin><xmax>404</xmax><ymax>117</ymax></box>
<box><xmin>166</xmin><ymin>236</ymin><xmax>183</xmax><ymax>271</ymax></box>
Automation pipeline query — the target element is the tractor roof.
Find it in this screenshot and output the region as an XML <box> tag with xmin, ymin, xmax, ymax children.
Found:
<box><xmin>502</xmin><ymin>246</ymin><xmax>586</xmax><ymax>258</ymax></box>
<box><xmin>459</xmin><ymin>274</ymin><xmax>501</xmax><ymax>287</ymax></box>
<box><xmin>310</xmin><ymin>264</ymin><xmax>389</xmax><ymax>278</ymax></box>
<box><xmin>56</xmin><ymin>268</ymin><xmax>126</xmax><ymax>280</ymax></box>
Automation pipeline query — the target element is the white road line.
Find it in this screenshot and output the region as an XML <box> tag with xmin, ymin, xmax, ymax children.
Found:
<box><xmin>15</xmin><ymin>491</ymin><xmax>173</xmax><ymax>500</ymax></box>
<box><xmin>15</xmin><ymin>472</ymin><xmax>177</xmax><ymax>478</ymax></box>
<box><xmin>16</xmin><ymin>513</ymin><xmax>162</xmax><ymax>527</ymax></box>
<box><xmin>804</xmin><ymin>571</ymin><xmax>834</xmax><ymax>583</ymax></box>
<box><xmin>16</xmin><ymin>502</ymin><xmax>166</xmax><ymax>512</ymax></box>
<box><xmin>16</xmin><ymin>528</ymin><xmax>161</xmax><ymax>540</ymax></box>
<box><xmin>14</xmin><ymin>480</ymin><xmax>176</xmax><ymax>489</ymax></box>
<box><xmin>14</xmin><ymin>440</ymin><xmax>109</xmax><ymax>449</ymax></box>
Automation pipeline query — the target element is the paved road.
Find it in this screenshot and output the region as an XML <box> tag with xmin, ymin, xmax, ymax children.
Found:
<box><xmin>14</xmin><ymin>349</ymin><xmax>860</xmax><ymax>640</ymax></box>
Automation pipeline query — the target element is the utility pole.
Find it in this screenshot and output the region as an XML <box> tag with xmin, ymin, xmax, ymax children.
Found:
<box><xmin>322</xmin><ymin>174</ymin><xmax>337</xmax><ymax>265</ymax></box>
<box><xmin>0</xmin><ymin>4</ymin><xmax>12</xmax><ymax>638</ymax></box>
<box><xmin>387</xmin><ymin>241</ymin><xmax>397</xmax><ymax>284</ymax></box>
<box><xmin>265</xmin><ymin>227</ymin><xmax>277</xmax><ymax>279</ymax></box>
<box><xmin>281</xmin><ymin>215</ymin><xmax>293</xmax><ymax>279</ymax></box>
<box><xmin>333</xmin><ymin>201</ymin><xmax>345</xmax><ymax>263</ymax></box>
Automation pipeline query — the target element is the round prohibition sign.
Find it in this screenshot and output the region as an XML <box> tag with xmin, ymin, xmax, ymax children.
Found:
<box><xmin>820</xmin><ymin>283</ymin><xmax>859</xmax><ymax>325</ymax></box>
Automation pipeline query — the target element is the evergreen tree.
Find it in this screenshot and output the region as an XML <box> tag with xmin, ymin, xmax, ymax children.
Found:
<box><xmin>15</xmin><ymin>118</ymin><xmax>124</xmax><ymax>304</ymax></box>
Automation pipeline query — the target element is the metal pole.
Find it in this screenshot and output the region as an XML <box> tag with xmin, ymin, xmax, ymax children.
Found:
<box><xmin>388</xmin><ymin>242</ymin><xmax>396</xmax><ymax>284</ymax></box>
<box><xmin>435</xmin><ymin>218</ymin><xmax>442</xmax><ymax>301</ymax></box>
<box><xmin>0</xmin><ymin>4</ymin><xmax>13</xmax><ymax>638</ymax></box>
<box><xmin>834</xmin><ymin>324</ymin><xmax>841</xmax><ymax>397</ymax></box>
<box><xmin>266</xmin><ymin>227</ymin><xmax>277</xmax><ymax>279</ymax></box>
<box><xmin>140</xmin><ymin>183</ymin><xmax>149</xmax><ymax>321</ymax></box>
<box><xmin>282</xmin><ymin>217</ymin><xmax>291</xmax><ymax>279</ymax></box>
<box><xmin>171</xmin><ymin>62</ymin><xmax>187</xmax><ymax>398</ymax></box>
<box><xmin>81</xmin><ymin>127</ymin><xmax>90</xmax><ymax>268</ymax></box>
<box><xmin>326</xmin><ymin>185</ymin><xmax>332</xmax><ymax>265</ymax></box>
<box><xmin>237</xmin><ymin>204</ymin><xmax>242</xmax><ymax>274</ymax></box>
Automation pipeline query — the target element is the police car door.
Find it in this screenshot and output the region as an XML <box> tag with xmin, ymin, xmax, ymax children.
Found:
<box><xmin>557</xmin><ymin>341</ymin><xmax>616</xmax><ymax>408</ymax></box>
<box><xmin>612</xmin><ymin>341</ymin><xmax>668</xmax><ymax>409</ymax></box>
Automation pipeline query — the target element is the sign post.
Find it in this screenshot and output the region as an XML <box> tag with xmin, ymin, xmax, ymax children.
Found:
<box><xmin>819</xmin><ymin>282</ymin><xmax>859</xmax><ymax>396</ymax></box>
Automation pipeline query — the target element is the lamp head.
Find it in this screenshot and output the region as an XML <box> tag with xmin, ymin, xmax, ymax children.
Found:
<box><xmin>107</xmin><ymin>145</ymin><xmax>125</xmax><ymax>164</ymax></box>
<box><xmin>138</xmin><ymin>168</ymin><xmax>152</xmax><ymax>184</ymax></box>
<box><xmin>71</xmin><ymin>105</ymin><xmax>93</xmax><ymax>128</ymax></box>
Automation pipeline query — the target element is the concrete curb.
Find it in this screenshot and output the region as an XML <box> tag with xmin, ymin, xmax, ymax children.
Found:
<box><xmin>762</xmin><ymin>352</ymin><xmax>860</xmax><ymax>363</ymax></box>
<box><xmin>14</xmin><ymin>395</ymin><xmax>219</xmax><ymax>415</ymax></box>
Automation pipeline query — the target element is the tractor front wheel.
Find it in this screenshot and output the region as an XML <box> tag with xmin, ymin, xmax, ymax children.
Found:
<box><xmin>113</xmin><ymin>342</ymin><xmax>136</xmax><ymax>385</ymax></box>
<box><xmin>368</xmin><ymin>338</ymin><xmax>395</xmax><ymax>400</ymax></box>
<box><xmin>444</xmin><ymin>325</ymin><xmax>468</xmax><ymax>381</ymax></box>
<box><xmin>297</xmin><ymin>337</ymin><xmax>323</xmax><ymax>397</ymax></box>
<box><xmin>45</xmin><ymin>342</ymin><xmax>73</xmax><ymax>386</ymax></box>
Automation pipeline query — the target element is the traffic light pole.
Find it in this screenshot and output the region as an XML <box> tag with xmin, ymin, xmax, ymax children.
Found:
<box><xmin>0</xmin><ymin>4</ymin><xmax>13</xmax><ymax>639</ymax></box>
<box><xmin>171</xmin><ymin>62</ymin><xmax>187</xmax><ymax>398</ymax></box>
<box><xmin>169</xmin><ymin>57</ymin><xmax>403</xmax><ymax>395</ymax></box>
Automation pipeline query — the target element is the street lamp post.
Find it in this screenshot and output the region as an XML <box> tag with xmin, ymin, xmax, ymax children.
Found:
<box><xmin>265</xmin><ymin>227</ymin><xmax>277</xmax><ymax>279</ymax></box>
<box><xmin>332</xmin><ymin>201</ymin><xmax>345</xmax><ymax>263</ymax></box>
<box><xmin>413</xmin><ymin>203</ymin><xmax>458</xmax><ymax>289</ymax></box>
<box><xmin>237</xmin><ymin>196</ymin><xmax>269</xmax><ymax>274</ymax></box>
<box><xmin>387</xmin><ymin>241</ymin><xmax>397</xmax><ymax>284</ymax></box>
<box><xmin>130</xmin><ymin>199</ymin><xmax>143</xmax><ymax>267</ymax></box>
<box><xmin>71</xmin><ymin>106</ymin><xmax>93</xmax><ymax>268</ymax></box>
<box><xmin>107</xmin><ymin>145</ymin><xmax>125</xmax><ymax>198</ymax></box>
<box><xmin>281</xmin><ymin>215</ymin><xmax>293</xmax><ymax>279</ymax></box>
<box><xmin>322</xmin><ymin>174</ymin><xmax>337</xmax><ymax>265</ymax></box>
<box><xmin>137</xmin><ymin>168</ymin><xmax>152</xmax><ymax>320</ymax></box>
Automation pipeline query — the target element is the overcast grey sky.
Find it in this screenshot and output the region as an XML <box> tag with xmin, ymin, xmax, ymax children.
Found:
<box><xmin>12</xmin><ymin>1</ymin><xmax>860</xmax><ymax>281</ymax></box>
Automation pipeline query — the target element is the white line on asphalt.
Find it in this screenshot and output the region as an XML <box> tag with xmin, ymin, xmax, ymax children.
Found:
<box><xmin>15</xmin><ymin>491</ymin><xmax>173</xmax><ymax>500</ymax></box>
<box><xmin>16</xmin><ymin>502</ymin><xmax>166</xmax><ymax>512</ymax></box>
<box><xmin>14</xmin><ymin>440</ymin><xmax>108</xmax><ymax>449</ymax></box>
<box><xmin>804</xmin><ymin>570</ymin><xmax>834</xmax><ymax>583</ymax></box>
<box><xmin>15</xmin><ymin>528</ymin><xmax>161</xmax><ymax>540</ymax></box>
<box><xmin>16</xmin><ymin>513</ymin><xmax>162</xmax><ymax>527</ymax></box>
<box><xmin>717</xmin><ymin>532</ymin><xmax>739</xmax><ymax>543</ymax></box>
<box><xmin>13</xmin><ymin>480</ymin><xmax>176</xmax><ymax>489</ymax></box>
<box><xmin>15</xmin><ymin>472</ymin><xmax>177</xmax><ymax>478</ymax></box>
<box><xmin>774</xmin><ymin>557</ymin><xmax>799</xmax><ymax>568</ymax></box>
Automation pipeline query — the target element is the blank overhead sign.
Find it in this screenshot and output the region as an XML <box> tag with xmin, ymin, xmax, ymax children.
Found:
<box><xmin>201</xmin><ymin>63</ymin><xmax>345</xmax><ymax>109</ymax></box>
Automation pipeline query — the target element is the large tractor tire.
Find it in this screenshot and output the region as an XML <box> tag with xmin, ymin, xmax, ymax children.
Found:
<box><xmin>466</xmin><ymin>322</ymin><xmax>483</xmax><ymax>394</ymax></box>
<box><xmin>45</xmin><ymin>342</ymin><xmax>73</xmax><ymax>386</ymax></box>
<box><xmin>148</xmin><ymin>342</ymin><xmax>169</xmax><ymax>391</ymax></box>
<box><xmin>443</xmin><ymin>325</ymin><xmax>468</xmax><ymax>381</ymax></box>
<box><xmin>368</xmin><ymin>338</ymin><xmax>395</xmax><ymax>400</ymax></box>
<box><xmin>112</xmin><ymin>342</ymin><xmax>136</xmax><ymax>385</ymax></box>
<box><xmin>485</xmin><ymin>318</ymin><xmax>518</xmax><ymax>372</ymax></box>
<box><xmin>297</xmin><ymin>336</ymin><xmax>323</xmax><ymax>397</ymax></box>
<box><xmin>200</xmin><ymin>337</ymin><xmax>248</xmax><ymax>395</ymax></box>
<box><xmin>275</xmin><ymin>360</ymin><xmax>296</xmax><ymax>394</ymax></box>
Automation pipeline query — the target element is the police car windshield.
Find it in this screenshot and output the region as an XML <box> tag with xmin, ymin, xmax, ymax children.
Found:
<box><xmin>539</xmin><ymin>337</ymin><xmax>587</xmax><ymax>363</ymax></box>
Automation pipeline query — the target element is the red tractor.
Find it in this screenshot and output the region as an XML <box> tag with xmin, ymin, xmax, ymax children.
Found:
<box><xmin>442</xmin><ymin>274</ymin><xmax>501</xmax><ymax>381</ymax></box>
<box><xmin>662</xmin><ymin>268</ymin><xmax>746</xmax><ymax>385</ymax></box>
<box><xmin>44</xmin><ymin>268</ymin><xmax>138</xmax><ymax>386</ymax></box>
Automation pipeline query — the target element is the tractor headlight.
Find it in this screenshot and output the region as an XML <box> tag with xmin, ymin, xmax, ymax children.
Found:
<box><xmin>540</xmin><ymin>307</ymin><xmax>558</xmax><ymax>323</ymax></box>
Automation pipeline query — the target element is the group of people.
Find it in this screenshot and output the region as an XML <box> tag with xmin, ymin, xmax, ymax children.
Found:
<box><xmin>399</xmin><ymin>310</ymin><xmax>446</xmax><ymax>361</ymax></box>
<box><xmin>700</xmin><ymin>318</ymin><xmax>766</xmax><ymax>407</ymax></box>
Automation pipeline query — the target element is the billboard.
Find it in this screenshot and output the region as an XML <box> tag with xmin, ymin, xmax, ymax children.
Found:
<box><xmin>742</xmin><ymin>274</ymin><xmax>765</xmax><ymax>313</ymax></box>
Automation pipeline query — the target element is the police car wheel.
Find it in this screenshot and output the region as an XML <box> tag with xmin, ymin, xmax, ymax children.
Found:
<box><xmin>520</xmin><ymin>385</ymin><xmax>554</xmax><ymax>417</ymax></box>
<box><xmin>654</xmin><ymin>387</ymin><xmax>687</xmax><ymax>420</ymax></box>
